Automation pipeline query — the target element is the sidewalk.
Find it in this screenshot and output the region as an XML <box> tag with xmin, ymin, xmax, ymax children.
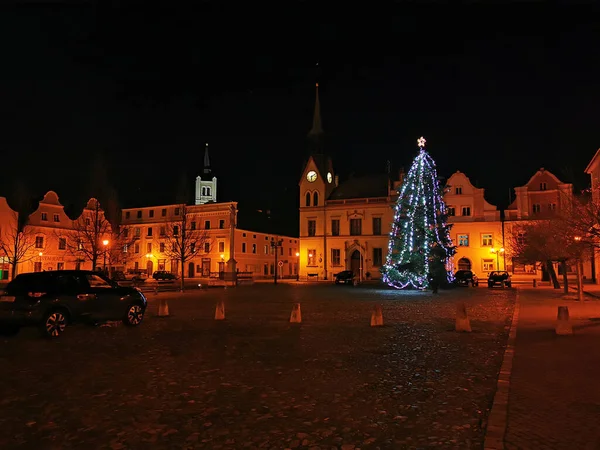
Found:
<box><xmin>503</xmin><ymin>288</ymin><xmax>600</xmax><ymax>449</ymax></box>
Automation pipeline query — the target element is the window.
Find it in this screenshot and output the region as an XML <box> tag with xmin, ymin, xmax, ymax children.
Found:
<box><xmin>252</xmin><ymin>243</ymin><xmax>257</xmax><ymax>254</ymax></box>
<box><xmin>160</xmin><ymin>227</ymin><xmax>165</xmax><ymax>236</ymax></box>
<box><xmin>136</xmin><ymin>210</ymin><xmax>141</xmax><ymax>218</ymax></box>
<box><xmin>548</xmin><ymin>203</ymin><xmax>556</xmax><ymax>211</ymax></box>
<box><xmin>307</xmin><ymin>249</ymin><xmax>316</xmax><ymax>266</ymax></box>
<box><xmin>205</xmin><ymin>220</ymin><xmax>211</xmax><ymax>229</ymax></box>
<box><xmin>135</xmin><ymin>228</ymin><xmax>141</xmax><ymax>237</ymax></box>
<box><xmin>173</xmin><ymin>226</ymin><xmax>179</xmax><ymax>236</ymax></box>
<box><xmin>264</xmin><ymin>244</ymin><xmax>269</xmax><ymax>254</ymax></box>
<box><xmin>350</xmin><ymin>218</ymin><xmax>362</xmax><ymax>236</ymax></box>
<box><xmin>125</xmin><ymin>211</ymin><xmax>131</xmax><ymax>219</ymax></box>
<box><xmin>161</xmin><ymin>209</ymin><xmax>167</xmax><ymax>217</ymax></box>
<box><xmin>516</xmin><ymin>232</ymin><xmax>526</xmax><ymax>245</ymax></box>
<box><xmin>149</xmin><ymin>210</ymin><xmax>154</xmax><ymax>218</ymax></box>
<box><xmin>372</xmin><ymin>217</ymin><xmax>382</xmax><ymax>235</ymax></box>
<box><xmin>288</xmin><ymin>248</ymin><xmax>292</xmax><ymax>256</ymax></box>
<box><xmin>219</xmin><ymin>219</ymin><xmax>225</xmax><ymax>229</ymax></box>
<box><xmin>86</xmin><ymin>218</ymin><xmax>91</xmax><ymax>226</ymax></box>
<box><xmin>447</xmin><ymin>207</ymin><xmax>455</xmax><ymax>216</ymax></box>
<box><xmin>218</xmin><ymin>242</ymin><xmax>225</xmax><ymax>252</ymax></box>
<box><xmin>373</xmin><ymin>248</ymin><xmax>383</xmax><ymax>266</ymax></box>
<box><xmin>58</xmin><ymin>238</ymin><xmax>66</xmax><ymax>250</ymax></box>
<box><xmin>458</xmin><ymin>234</ymin><xmax>469</xmax><ymax>246</ymax></box>
<box><xmin>482</xmin><ymin>233</ymin><xmax>493</xmax><ymax>246</ymax></box>
<box><xmin>308</xmin><ymin>220</ymin><xmax>316</xmax><ymax>237</ymax></box>
<box><xmin>242</xmin><ymin>233</ymin><xmax>246</xmax><ymax>237</ymax></box>
<box><xmin>174</xmin><ymin>207</ymin><xmax>180</xmax><ymax>215</ymax></box>
<box><xmin>147</xmin><ymin>227</ymin><xmax>153</xmax><ymax>237</ymax></box>
<box><xmin>313</xmin><ymin>192</ymin><xmax>319</xmax><ymax>206</ymax></box>
<box><xmin>461</xmin><ymin>207</ymin><xmax>471</xmax><ymax>216</ymax></box>
<box><xmin>35</xmin><ymin>236</ymin><xmax>44</xmax><ymax>248</ymax></box>
<box><xmin>86</xmin><ymin>274</ymin><xmax>112</xmax><ymax>288</ymax></box>
<box><xmin>305</xmin><ymin>192</ymin><xmax>311</xmax><ymax>207</ymax></box>
<box><xmin>123</xmin><ymin>228</ymin><xmax>129</xmax><ymax>238</ymax></box>
<box><xmin>482</xmin><ymin>259</ymin><xmax>495</xmax><ymax>272</ymax></box>
<box><xmin>540</xmin><ymin>182</ymin><xmax>547</xmax><ymax>190</ymax></box>
<box><xmin>41</xmin><ymin>212</ymin><xmax>47</xmax><ymax>221</ymax></box>
<box><xmin>53</xmin><ymin>214</ymin><xmax>60</xmax><ymax>222</ymax></box>
<box><xmin>532</xmin><ymin>204</ymin><xmax>541</xmax><ymax>214</ymax></box>
<box><xmin>33</xmin><ymin>262</ymin><xmax>42</xmax><ymax>272</ymax></box>
<box><xmin>57</xmin><ymin>262</ymin><xmax>64</xmax><ymax>270</ymax></box>
<box><xmin>242</xmin><ymin>243</ymin><xmax>246</xmax><ymax>253</ymax></box>
<box><xmin>332</xmin><ymin>249</ymin><xmax>341</xmax><ymax>266</ymax></box>
<box><xmin>160</xmin><ymin>243</ymin><xmax>165</xmax><ymax>252</ymax></box>
<box><xmin>147</xmin><ymin>243</ymin><xmax>152</xmax><ymax>253</ymax></box>
<box><xmin>204</xmin><ymin>242</ymin><xmax>210</xmax><ymax>253</ymax></box>
<box><xmin>134</xmin><ymin>244</ymin><xmax>140</xmax><ymax>253</ymax></box>
<box><xmin>455</xmin><ymin>187</ymin><xmax>462</xmax><ymax>195</ymax></box>
<box><xmin>190</xmin><ymin>243</ymin><xmax>196</xmax><ymax>253</ymax></box>
<box><xmin>191</xmin><ymin>221</ymin><xmax>196</xmax><ymax>230</ymax></box>
<box><xmin>331</xmin><ymin>219</ymin><xmax>340</xmax><ymax>236</ymax></box>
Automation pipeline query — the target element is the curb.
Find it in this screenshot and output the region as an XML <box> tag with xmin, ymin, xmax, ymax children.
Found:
<box><xmin>483</xmin><ymin>290</ymin><xmax>520</xmax><ymax>450</ymax></box>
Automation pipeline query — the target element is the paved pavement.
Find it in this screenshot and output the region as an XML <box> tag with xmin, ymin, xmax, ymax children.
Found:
<box><xmin>504</xmin><ymin>288</ymin><xmax>600</xmax><ymax>450</ymax></box>
<box><xmin>0</xmin><ymin>284</ymin><xmax>514</xmax><ymax>449</ymax></box>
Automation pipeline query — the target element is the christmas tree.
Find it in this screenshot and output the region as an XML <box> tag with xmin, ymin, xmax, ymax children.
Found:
<box><xmin>382</xmin><ymin>137</ymin><xmax>456</xmax><ymax>290</ymax></box>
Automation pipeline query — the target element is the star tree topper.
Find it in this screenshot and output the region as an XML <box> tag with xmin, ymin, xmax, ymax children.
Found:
<box><xmin>417</xmin><ymin>136</ymin><xmax>426</xmax><ymax>148</ymax></box>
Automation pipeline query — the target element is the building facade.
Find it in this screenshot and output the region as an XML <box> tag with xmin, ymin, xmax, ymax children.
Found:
<box><xmin>0</xmin><ymin>197</ymin><xmax>18</xmax><ymax>279</ymax></box>
<box><xmin>445</xmin><ymin>171</ymin><xmax>504</xmax><ymax>275</ymax></box>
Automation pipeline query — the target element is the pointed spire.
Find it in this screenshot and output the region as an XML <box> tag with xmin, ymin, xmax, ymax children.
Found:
<box><xmin>308</xmin><ymin>83</ymin><xmax>323</xmax><ymax>136</ymax></box>
<box><xmin>203</xmin><ymin>142</ymin><xmax>211</xmax><ymax>174</ymax></box>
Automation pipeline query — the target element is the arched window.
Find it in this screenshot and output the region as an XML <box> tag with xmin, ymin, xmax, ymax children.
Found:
<box><xmin>305</xmin><ymin>192</ymin><xmax>311</xmax><ymax>207</ymax></box>
<box><xmin>205</xmin><ymin>187</ymin><xmax>211</xmax><ymax>196</ymax></box>
<box><xmin>201</xmin><ymin>187</ymin><xmax>207</xmax><ymax>196</ymax></box>
<box><xmin>458</xmin><ymin>257</ymin><xmax>471</xmax><ymax>271</ymax></box>
<box><xmin>313</xmin><ymin>191</ymin><xmax>319</xmax><ymax>206</ymax></box>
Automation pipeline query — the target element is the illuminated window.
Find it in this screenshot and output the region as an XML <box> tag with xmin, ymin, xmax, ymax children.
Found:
<box><xmin>482</xmin><ymin>259</ymin><xmax>495</xmax><ymax>272</ymax></box>
<box><xmin>458</xmin><ymin>234</ymin><xmax>469</xmax><ymax>246</ymax></box>
<box><xmin>482</xmin><ymin>234</ymin><xmax>493</xmax><ymax>246</ymax></box>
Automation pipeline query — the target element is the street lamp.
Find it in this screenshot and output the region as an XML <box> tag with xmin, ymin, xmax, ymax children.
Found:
<box><xmin>38</xmin><ymin>252</ymin><xmax>43</xmax><ymax>272</ymax></box>
<box><xmin>295</xmin><ymin>252</ymin><xmax>300</xmax><ymax>281</ymax></box>
<box><xmin>490</xmin><ymin>247</ymin><xmax>505</xmax><ymax>270</ymax></box>
<box><xmin>102</xmin><ymin>239</ymin><xmax>109</xmax><ymax>274</ymax></box>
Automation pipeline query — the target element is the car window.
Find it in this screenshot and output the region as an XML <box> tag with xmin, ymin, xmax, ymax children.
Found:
<box><xmin>86</xmin><ymin>274</ymin><xmax>113</xmax><ymax>288</ymax></box>
<box><xmin>55</xmin><ymin>274</ymin><xmax>86</xmax><ymax>293</ymax></box>
<box><xmin>6</xmin><ymin>273</ymin><xmax>52</xmax><ymax>295</ymax></box>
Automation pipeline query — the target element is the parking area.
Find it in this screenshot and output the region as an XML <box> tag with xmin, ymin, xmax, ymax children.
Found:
<box><xmin>0</xmin><ymin>284</ymin><xmax>515</xmax><ymax>449</ymax></box>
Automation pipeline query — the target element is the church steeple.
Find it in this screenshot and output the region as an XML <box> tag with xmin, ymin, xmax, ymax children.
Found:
<box><xmin>307</xmin><ymin>83</ymin><xmax>324</xmax><ymax>154</ymax></box>
<box><xmin>203</xmin><ymin>142</ymin><xmax>211</xmax><ymax>174</ymax></box>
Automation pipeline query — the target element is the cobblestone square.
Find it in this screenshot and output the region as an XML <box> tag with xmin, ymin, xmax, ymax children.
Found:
<box><xmin>0</xmin><ymin>284</ymin><xmax>514</xmax><ymax>449</ymax></box>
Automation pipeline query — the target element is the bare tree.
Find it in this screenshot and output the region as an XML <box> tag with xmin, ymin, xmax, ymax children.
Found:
<box><xmin>62</xmin><ymin>198</ymin><xmax>112</xmax><ymax>271</ymax></box>
<box><xmin>0</xmin><ymin>209</ymin><xmax>37</xmax><ymax>279</ymax></box>
<box><xmin>506</xmin><ymin>219</ymin><xmax>581</xmax><ymax>290</ymax></box>
<box><xmin>161</xmin><ymin>204</ymin><xmax>212</xmax><ymax>291</ymax></box>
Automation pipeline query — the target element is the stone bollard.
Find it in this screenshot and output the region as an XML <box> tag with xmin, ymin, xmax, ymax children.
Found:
<box><xmin>290</xmin><ymin>303</ymin><xmax>302</xmax><ymax>323</ymax></box>
<box><xmin>157</xmin><ymin>298</ymin><xmax>170</xmax><ymax>317</ymax></box>
<box><xmin>533</xmin><ymin>279</ymin><xmax>537</xmax><ymax>288</ymax></box>
<box><xmin>455</xmin><ymin>302</ymin><xmax>472</xmax><ymax>332</ymax></box>
<box><xmin>555</xmin><ymin>306</ymin><xmax>572</xmax><ymax>335</ymax></box>
<box><xmin>215</xmin><ymin>300</ymin><xmax>225</xmax><ymax>320</ymax></box>
<box><xmin>370</xmin><ymin>304</ymin><xmax>384</xmax><ymax>327</ymax></box>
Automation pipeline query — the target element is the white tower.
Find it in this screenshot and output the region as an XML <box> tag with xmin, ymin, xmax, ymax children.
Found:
<box><xmin>195</xmin><ymin>142</ymin><xmax>217</xmax><ymax>204</ymax></box>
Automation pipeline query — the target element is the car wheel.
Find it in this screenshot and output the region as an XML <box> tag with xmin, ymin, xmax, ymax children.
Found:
<box><xmin>506</xmin><ymin>283</ymin><xmax>512</xmax><ymax>288</ymax></box>
<box><xmin>123</xmin><ymin>303</ymin><xmax>145</xmax><ymax>327</ymax></box>
<box><xmin>0</xmin><ymin>325</ymin><xmax>20</xmax><ymax>337</ymax></box>
<box><xmin>488</xmin><ymin>283</ymin><xmax>493</xmax><ymax>288</ymax></box>
<box><xmin>40</xmin><ymin>309</ymin><xmax>68</xmax><ymax>338</ymax></box>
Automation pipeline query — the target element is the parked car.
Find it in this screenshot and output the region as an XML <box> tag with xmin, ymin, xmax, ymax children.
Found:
<box><xmin>153</xmin><ymin>271</ymin><xmax>178</xmax><ymax>281</ymax></box>
<box><xmin>488</xmin><ymin>271</ymin><xmax>512</xmax><ymax>288</ymax></box>
<box><xmin>0</xmin><ymin>270</ymin><xmax>147</xmax><ymax>338</ymax></box>
<box><xmin>334</xmin><ymin>270</ymin><xmax>355</xmax><ymax>285</ymax></box>
<box><xmin>454</xmin><ymin>270</ymin><xmax>479</xmax><ymax>287</ymax></box>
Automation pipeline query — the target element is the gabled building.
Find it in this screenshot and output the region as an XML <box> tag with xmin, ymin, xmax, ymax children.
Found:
<box><xmin>298</xmin><ymin>84</ymin><xmax>402</xmax><ymax>281</ymax></box>
<box><xmin>444</xmin><ymin>171</ymin><xmax>504</xmax><ymax>274</ymax></box>
<box><xmin>0</xmin><ymin>197</ymin><xmax>18</xmax><ymax>280</ymax></box>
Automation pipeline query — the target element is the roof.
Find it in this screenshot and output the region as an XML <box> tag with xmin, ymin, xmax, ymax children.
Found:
<box><xmin>585</xmin><ymin>148</ymin><xmax>600</xmax><ymax>174</ymax></box>
<box><xmin>328</xmin><ymin>174</ymin><xmax>390</xmax><ymax>200</ymax></box>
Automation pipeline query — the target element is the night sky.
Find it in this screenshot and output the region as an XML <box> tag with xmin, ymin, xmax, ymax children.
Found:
<box><xmin>2</xmin><ymin>4</ymin><xmax>600</xmax><ymax>236</ymax></box>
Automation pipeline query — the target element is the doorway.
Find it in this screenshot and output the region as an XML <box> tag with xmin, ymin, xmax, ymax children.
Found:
<box><xmin>146</xmin><ymin>260</ymin><xmax>153</xmax><ymax>276</ymax></box>
<box><xmin>188</xmin><ymin>262</ymin><xmax>195</xmax><ymax>278</ymax></box>
<box><xmin>202</xmin><ymin>258</ymin><xmax>211</xmax><ymax>276</ymax></box>
<box><xmin>457</xmin><ymin>258</ymin><xmax>471</xmax><ymax>271</ymax></box>
<box><xmin>350</xmin><ymin>250</ymin><xmax>361</xmax><ymax>278</ymax></box>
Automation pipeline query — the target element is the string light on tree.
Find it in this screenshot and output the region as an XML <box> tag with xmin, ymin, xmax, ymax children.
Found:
<box><xmin>382</xmin><ymin>136</ymin><xmax>456</xmax><ymax>290</ymax></box>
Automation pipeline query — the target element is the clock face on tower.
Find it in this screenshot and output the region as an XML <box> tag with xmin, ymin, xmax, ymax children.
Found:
<box><xmin>306</xmin><ymin>170</ymin><xmax>318</xmax><ymax>182</ymax></box>
<box><xmin>327</xmin><ymin>172</ymin><xmax>332</xmax><ymax>183</ymax></box>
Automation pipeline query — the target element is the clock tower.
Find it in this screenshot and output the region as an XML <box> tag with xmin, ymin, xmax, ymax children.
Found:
<box><xmin>195</xmin><ymin>143</ymin><xmax>218</xmax><ymax>205</ymax></box>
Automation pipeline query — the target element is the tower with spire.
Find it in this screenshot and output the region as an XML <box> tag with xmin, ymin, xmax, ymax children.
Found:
<box><xmin>307</xmin><ymin>83</ymin><xmax>325</xmax><ymax>154</ymax></box>
<box><xmin>195</xmin><ymin>142</ymin><xmax>218</xmax><ymax>205</ymax></box>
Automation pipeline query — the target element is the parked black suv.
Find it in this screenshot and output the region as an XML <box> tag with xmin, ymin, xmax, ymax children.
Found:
<box><xmin>454</xmin><ymin>270</ymin><xmax>479</xmax><ymax>287</ymax></box>
<box><xmin>153</xmin><ymin>271</ymin><xmax>178</xmax><ymax>281</ymax></box>
<box><xmin>0</xmin><ymin>270</ymin><xmax>147</xmax><ymax>338</ymax></box>
<box><xmin>334</xmin><ymin>270</ymin><xmax>355</xmax><ymax>285</ymax></box>
<box><xmin>488</xmin><ymin>271</ymin><xmax>512</xmax><ymax>288</ymax></box>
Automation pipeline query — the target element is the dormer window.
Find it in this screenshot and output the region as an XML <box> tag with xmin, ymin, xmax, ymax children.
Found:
<box><xmin>533</xmin><ymin>204</ymin><xmax>541</xmax><ymax>214</ymax></box>
<box><xmin>447</xmin><ymin>207</ymin><xmax>455</xmax><ymax>216</ymax></box>
<box><xmin>41</xmin><ymin>212</ymin><xmax>47</xmax><ymax>221</ymax></box>
<box><xmin>53</xmin><ymin>214</ymin><xmax>60</xmax><ymax>222</ymax></box>
<box><xmin>461</xmin><ymin>206</ymin><xmax>471</xmax><ymax>216</ymax></box>
<box><xmin>540</xmin><ymin>182</ymin><xmax>547</xmax><ymax>191</ymax></box>
<box><xmin>455</xmin><ymin>187</ymin><xmax>462</xmax><ymax>195</ymax></box>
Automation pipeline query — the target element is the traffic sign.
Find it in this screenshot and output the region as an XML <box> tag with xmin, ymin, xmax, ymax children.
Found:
<box><xmin>278</xmin><ymin>260</ymin><xmax>284</xmax><ymax>267</ymax></box>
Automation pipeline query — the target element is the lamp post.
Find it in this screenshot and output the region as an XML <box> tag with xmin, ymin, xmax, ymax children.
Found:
<box><xmin>295</xmin><ymin>252</ymin><xmax>300</xmax><ymax>281</ymax></box>
<box><xmin>271</xmin><ymin>238</ymin><xmax>283</xmax><ymax>285</ymax></box>
<box><xmin>38</xmin><ymin>252</ymin><xmax>43</xmax><ymax>272</ymax></box>
<box><xmin>102</xmin><ymin>239</ymin><xmax>109</xmax><ymax>275</ymax></box>
<box><xmin>490</xmin><ymin>247</ymin><xmax>504</xmax><ymax>270</ymax></box>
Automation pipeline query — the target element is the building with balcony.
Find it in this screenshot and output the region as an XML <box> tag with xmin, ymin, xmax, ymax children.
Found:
<box><xmin>444</xmin><ymin>171</ymin><xmax>504</xmax><ymax>276</ymax></box>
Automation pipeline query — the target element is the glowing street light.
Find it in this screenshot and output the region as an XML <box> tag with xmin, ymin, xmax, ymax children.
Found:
<box><xmin>102</xmin><ymin>239</ymin><xmax>109</xmax><ymax>274</ymax></box>
<box><xmin>295</xmin><ymin>252</ymin><xmax>300</xmax><ymax>281</ymax></box>
<box><xmin>490</xmin><ymin>247</ymin><xmax>505</xmax><ymax>270</ymax></box>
